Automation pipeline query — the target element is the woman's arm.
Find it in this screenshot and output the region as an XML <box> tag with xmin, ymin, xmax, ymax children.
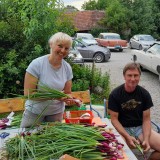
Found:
<box><xmin>24</xmin><ymin>72</ymin><xmax>38</xmax><ymax>95</ymax></box>
<box><xmin>63</xmin><ymin>80</ymin><xmax>72</xmax><ymax>94</ymax></box>
<box><xmin>62</xmin><ymin>80</ymin><xmax>81</xmax><ymax>106</ymax></box>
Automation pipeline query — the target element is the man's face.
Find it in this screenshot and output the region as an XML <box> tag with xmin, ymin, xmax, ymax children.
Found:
<box><xmin>124</xmin><ymin>69</ymin><xmax>140</xmax><ymax>89</ymax></box>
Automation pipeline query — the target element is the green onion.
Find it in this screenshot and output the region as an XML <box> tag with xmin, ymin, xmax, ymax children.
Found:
<box><xmin>22</xmin><ymin>83</ymin><xmax>70</xmax><ymax>100</ymax></box>
<box><xmin>5</xmin><ymin>123</ymin><xmax>106</xmax><ymax>160</ymax></box>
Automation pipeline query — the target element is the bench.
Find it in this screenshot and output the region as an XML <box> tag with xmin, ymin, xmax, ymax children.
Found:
<box><xmin>0</xmin><ymin>98</ymin><xmax>25</xmax><ymax>114</ymax></box>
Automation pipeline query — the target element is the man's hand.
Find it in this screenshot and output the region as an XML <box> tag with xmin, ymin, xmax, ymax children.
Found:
<box><xmin>142</xmin><ymin>140</ymin><xmax>150</xmax><ymax>152</ymax></box>
<box><xmin>126</xmin><ymin>136</ymin><xmax>140</xmax><ymax>148</ymax></box>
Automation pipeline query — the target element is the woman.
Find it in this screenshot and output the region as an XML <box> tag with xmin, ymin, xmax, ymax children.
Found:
<box><xmin>21</xmin><ymin>32</ymin><xmax>75</xmax><ymax>128</ymax></box>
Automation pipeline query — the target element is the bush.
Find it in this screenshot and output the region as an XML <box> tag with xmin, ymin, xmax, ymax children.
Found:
<box><xmin>0</xmin><ymin>0</ymin><xmax>75</xmax><ymax>98</ymax></box>
<box><xmin>70</xmin><ymin>62</ymin><xmax>110</xmax><ymax>104</ymax></box>
<box><xmin>90</xmin><ymin>27</ymin><xmax>108</xmax><ymax>38</ymax></box>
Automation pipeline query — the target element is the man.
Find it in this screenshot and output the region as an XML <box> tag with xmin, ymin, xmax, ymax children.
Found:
<box><xmin>108</xmin><ymin>62</ymin><xmax>160</xmax><ymax>160</ymax></box>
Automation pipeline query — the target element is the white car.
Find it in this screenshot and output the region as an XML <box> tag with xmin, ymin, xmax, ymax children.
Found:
<box><xmin>129</xmin><ymin>34</ymin><xmax>156</xmax><ymax>50</ymax></box>
<box><xmin>132</xmin><ymin>42</ymin><xmax>160</xmax><ymax>80</ymax></box>
<box><xmin>74</xmin><ymin>33</ymin><xmax>98</xmax><ymax>45</ymax></box>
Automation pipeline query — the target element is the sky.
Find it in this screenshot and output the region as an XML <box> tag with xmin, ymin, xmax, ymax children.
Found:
<box><xmin>62</xmin><ymin>0</ymin><xmax>89</xmax><ymax>10</ymax></box>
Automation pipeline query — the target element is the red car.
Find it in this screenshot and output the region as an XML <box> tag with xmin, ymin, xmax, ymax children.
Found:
<box><xmin>95</xmin><ymin>33</ymin><xmax>128</xmax><ymax>52</ymax></box>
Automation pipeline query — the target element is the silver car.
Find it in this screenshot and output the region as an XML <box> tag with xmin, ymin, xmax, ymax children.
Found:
<box><xmin>132</xmin><ymin>42</ymin><xmax>160</xmax><ymax>80</ymax></box>
<box><xmin>129</xmin><ymin>34</ymin><xmax>156</xmax><ymax>50</ymax></box>
<box><xmin>73</xmin><ymin>39</ymin><xmax>111</xmax><ymax>63</ymax></box>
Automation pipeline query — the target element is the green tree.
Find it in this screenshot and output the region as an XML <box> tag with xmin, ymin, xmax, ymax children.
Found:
<box><xmin>82</xmin><ymin>0</ymin><xmax>131</xmax><ymax>38</ymax></box>
<box><xmin>82</xmin><ymin>0</ymin><xmax>108</xmax><ymax>10</ymax></box>
<box><xmin>120</xmin><ymin>0</ymin><xmax>157</xmax><ymax>37</ymax></box>
<box><xmin>0</xmin><ymin>0</ymin><xmax>75</xmax><ymax>98</ymax></box>
<box><xmin>152</xmin><ymin>0</ymin><xmax>160</xmax><ymax>38</ymax></box>
<box><xmin>82</xmin><ymin>0</ymin><xmax>98</xmax><ymax>10</ymax></box>
<box><xmin>82</xmin><ymin>0</ymin><xmax>159</xmax><ymax>39</ymax></box>
<box><xmin>102</xmin><ymin>0</ymin><xmax>130</xmax><ymax>37</ymax></box>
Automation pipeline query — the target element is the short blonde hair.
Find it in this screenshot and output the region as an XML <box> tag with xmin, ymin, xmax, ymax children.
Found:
<box><xmin>49</xmin><ymin>32</ymin><xmax>72</xmax><ymax>47</ymax></box>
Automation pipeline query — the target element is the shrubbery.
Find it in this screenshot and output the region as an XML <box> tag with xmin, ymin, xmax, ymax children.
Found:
<box><xmin>70</xmin><ymin>62</ymin><xmax>110</xmax><ymax>104</ymax></box>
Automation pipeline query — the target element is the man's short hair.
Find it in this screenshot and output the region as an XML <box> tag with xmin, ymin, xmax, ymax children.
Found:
<box><xmin>123</xmin><ymin>62</ymin><xmax>141</xmax><ymax>75</ymax></box>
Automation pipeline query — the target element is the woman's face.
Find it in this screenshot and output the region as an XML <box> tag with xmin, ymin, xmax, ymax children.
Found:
<box><xmin>51</xmin><ymin>41</ymin><xmax>71</xmax><ymax>59</ymax></box>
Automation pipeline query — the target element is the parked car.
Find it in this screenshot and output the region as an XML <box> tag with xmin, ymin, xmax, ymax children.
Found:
<box><xmin>132</xmin><ymin>42</ymin><xmax>160</xmax><ymax>80</ymax></box>
<box><xmin>73</xmin><ymin>39</ymin><xmax>111</xmax><ymax>63</ymax></box>
<box><xmin>129</xmin><ymin>34</ymin><xmax>156</xmax><ymax>50</ymax></box>
<box><xmin>95</xmin><ymin>33</ymin><xmax>128</xmax><ymax>52</ymax></box>
<box><xmin>74</xmin><ymin>33</ymin><xmax>98</xmax><ymax>45</ymax></box>
<box><xmin>68</xmin><ymin>47</ymin><xmax>84</xmax><ymax>64</ymax></box>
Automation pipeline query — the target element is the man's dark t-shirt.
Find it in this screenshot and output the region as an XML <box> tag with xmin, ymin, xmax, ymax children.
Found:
<box><xmin>108</xmin><ymin>84</ymin><xmax>153</xmax><ymax>127</ymax></box>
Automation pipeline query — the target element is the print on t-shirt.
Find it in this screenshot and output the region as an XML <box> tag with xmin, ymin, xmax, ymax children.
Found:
<box><xmin>121</xmin><ymin>99</ymin><xmax>141</xmax><ymax>110</ymax></box>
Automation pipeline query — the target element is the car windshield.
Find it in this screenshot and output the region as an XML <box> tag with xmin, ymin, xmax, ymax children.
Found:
<box><xmin>139</xmin><ymin>35</ymin><xmax>154</xmax><ymax>41</ymax></box>
<box><xmin>78</xmin><ymin>34</ymin><xmax>94</xmax><ymax>40</ymax></box>
<box><xmin>104</xmin><ymin>35</ymin><xmax>121</xmax><ymax>40</ymax></box>
<box><xmin>74</xmin><ymin>40</ymin><xmax>88</xmax><ymax>47</ymax></box>
<box><xmin>147</xmin><ymin>44</ymin><xmax>160</xmax><ymax>54</ymax></box>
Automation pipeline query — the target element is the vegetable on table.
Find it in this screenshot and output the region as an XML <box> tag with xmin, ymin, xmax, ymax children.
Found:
<box><xmin>22</xmin><ymin>83</ymin><xmax>70</xmax><ymax>100</ymax></box>
<box><xmin>5</xmin><ymin>123</ymin><xmax>124</xmax><ymax>160</ymax></box>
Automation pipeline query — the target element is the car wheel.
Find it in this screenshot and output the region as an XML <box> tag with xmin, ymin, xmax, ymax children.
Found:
<box><xmin>139</xmin><ymin>45</ymin><xmax>143</xmax><ymax>50</ymax></box>
<box><xmin>94</xmin><ymin>52</ymin><xmax>104</xmax><ymax>63</ymax></box>
<box><xmin>129</xmin><ymin>42</ymin><xmax>133</xmax><ymax>49</ymax></box>
<box><xmin>119</xmin><ymin>49</ymin><xmax>123</xmax><ymax>52</ymax></box>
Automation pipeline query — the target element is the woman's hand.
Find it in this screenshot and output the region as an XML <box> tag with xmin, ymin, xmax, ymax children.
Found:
<box><xmin>64</xmin><ymin>98</ymin><xmax>77</xmax><ymax>106</ymax></box>
<box><xmin>60</xmin><ymin>97</ymin><xmax>82</xmax><ymax>106</ymax></box>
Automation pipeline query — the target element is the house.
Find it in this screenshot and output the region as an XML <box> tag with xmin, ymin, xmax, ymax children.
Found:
<box><xmin>66</xmin><ymin>10</ymin><xmax>105</xmax><ymax>32</ymax></box>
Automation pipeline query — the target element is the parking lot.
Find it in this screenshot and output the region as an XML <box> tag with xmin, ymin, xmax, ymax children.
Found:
<box><xmin>86</xmin><ymin>48</ymin><xmax>160</xmax><ymax>124</ymax></box>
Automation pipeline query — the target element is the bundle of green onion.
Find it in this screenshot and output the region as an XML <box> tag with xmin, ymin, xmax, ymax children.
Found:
<box><xmin>23</xmin><ymin>83</ymin><xmax>70</xmax><ymax>100</ymax></box>
<box><xmin>5</xmin><ymin>123</ymin><xmax>124</xmax><ymax>160</ymax></box>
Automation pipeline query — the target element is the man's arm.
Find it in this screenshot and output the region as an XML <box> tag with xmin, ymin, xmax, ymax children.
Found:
<box><xmin>140</xmin><ymin>109</ymin><xmax>151</xmax><ymax>152</ymax></box>
<box><xmin>109</xmin><ymin>110</ymin><xmax>139</xmax><ymax>148</ymax></box>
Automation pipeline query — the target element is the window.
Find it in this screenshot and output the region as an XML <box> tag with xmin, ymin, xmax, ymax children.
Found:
<box><xmin>104</xmin><ymin>35</ymin><xmax>121</xmax><ymax>40</ymax></box>
<box><xmin>147</xmin><ymin>44</ymin><xmax>160</xmax><ymax>54</ymax></box>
